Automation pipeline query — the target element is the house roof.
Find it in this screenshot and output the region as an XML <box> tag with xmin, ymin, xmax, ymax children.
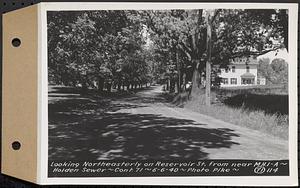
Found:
<box><xmin>241</xmin><ymin>72</ymin><xmax>255</xmax><ymax>78</ymax></box>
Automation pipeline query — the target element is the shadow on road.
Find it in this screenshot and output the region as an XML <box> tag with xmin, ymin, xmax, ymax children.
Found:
<box><xmin>49</xmin><ymin>86</ymin><xmax>240</xmax><ymax>160</ymax></box>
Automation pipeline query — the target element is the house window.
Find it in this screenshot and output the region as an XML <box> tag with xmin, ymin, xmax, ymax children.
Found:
<box><xmin>246</xmin><ymin>66</ymin><xmax>250</xmax><ymax>73</ymax></box>
<box><xmin>225</xmin><ymin>68</ymin><xmax>228</xmax><ymax>73</ymax></box>
<box><xmin>231</xmin><ymin>78</ymin><xmax>237</xmax><ymax>85</ymax></box>
<box><xmin>222</xmin><ymin>78</ymin><xmax>228</xmax><ymax>85</ymax></box>
<box><xmin>242</xmin><ymin>78</ymin><xmax>254</xmax><ymax>85</ymax></box>
<box><xmin>232</xmin><ymin>66</ymin><xmax>235</xmax><ymax>73</ymax></box>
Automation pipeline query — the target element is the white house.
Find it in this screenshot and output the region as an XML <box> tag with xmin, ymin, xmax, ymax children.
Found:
<box><xmin>218</xmin><ymin>56</ymin><xmax>266</xmax><ymax>87</ymax></box>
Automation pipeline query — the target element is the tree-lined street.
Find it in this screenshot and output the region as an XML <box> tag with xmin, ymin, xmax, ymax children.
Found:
<box><xmin>48</xmin><ymin>9</ymin><xmax>289</xmax><ymax>161</ymax></box>
<box><xmin>49</xmin><ymin>85</ymin><xmax>288</xmax><ymax>160</ymax></box>
<box><xmin>48</xmin><ymin>9</ymin><xmax>288</xmax><ymax>101</ymax></box>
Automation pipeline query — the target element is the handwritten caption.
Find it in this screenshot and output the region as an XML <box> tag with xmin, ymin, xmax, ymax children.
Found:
<box><xmin>48</xmin><ymin>160</ymin><xmax>289</xmax><ymax>177</ymax></box>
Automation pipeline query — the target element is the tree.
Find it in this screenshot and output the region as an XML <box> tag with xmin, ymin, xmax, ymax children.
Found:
<box><xmin>137</xmin><ymin>9</ymin><xmax>288</xmax><ymax>103</ymax></box>
<box><xmin>258</xmin><ymin>58</ymin><xmax>288</xmax><ymax>84</ymax></box>
<box><xmin>48</xmin><ymin>10</ymin><xmax>153</xmax><ymax>92</ymax></box>
<box><xmin>48</xmin><ymin>9</ymin><xmax>288</xmax><ymax>98</ymax></box>
<box><xmin>270</xmin><ymin>58</ymin><xmax>288</xmax><ymax>84</ymax></box>
<box><xmin>130</xmin><ymin>10</ymin><xmax>206</xmax><ymax>95</ymax></box>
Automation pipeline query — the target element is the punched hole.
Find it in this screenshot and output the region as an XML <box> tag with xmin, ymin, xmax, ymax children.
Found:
<box><xmin>11</xmin><ymin>141</ymin><xmax>21</xmax><ymax>150</ymax></box>
<box><xmin>12</xmin><ymin>141</ymin><xmax>21</xmax><ymax>150</ymax></box>
<box><xmin>12</xmin><ymin>38</ymin><xmax>21</xmax><ymax>47</ymax></box>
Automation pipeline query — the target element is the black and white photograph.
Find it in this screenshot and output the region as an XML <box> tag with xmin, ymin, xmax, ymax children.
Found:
<box><xmin>47</xmin><ymin>6</ymin><xmax>292</xmax><ymax>179</ymax></box>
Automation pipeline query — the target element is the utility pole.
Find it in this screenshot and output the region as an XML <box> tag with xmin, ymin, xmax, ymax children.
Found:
<box><xmin>205</xmin><ymin>10</ymin><xmax>212</xmax><ymax>106</ymax></box>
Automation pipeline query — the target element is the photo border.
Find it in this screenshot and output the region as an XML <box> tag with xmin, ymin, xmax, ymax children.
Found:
<box><xmin>39</xmin><ymin>2</ymin><xmax>298</xmax><ymax>186</ymax></box>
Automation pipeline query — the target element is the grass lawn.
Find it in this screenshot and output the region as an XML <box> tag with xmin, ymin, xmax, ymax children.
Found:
<box><xmin>167</xmin><ymin>89</ymin><xmax>289</xmax><ymax>140</ymax></box>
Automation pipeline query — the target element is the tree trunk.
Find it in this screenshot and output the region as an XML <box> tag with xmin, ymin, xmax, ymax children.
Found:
<box><xmin>206</xmin><ymin>10</ymin><xmax>212</xmax><ymax>106</ymax></box>
<box><xmin>170</xmin><ymin>79</ymin><xmax>175</xmax><ymax>93</ymax></box>
<box><xmin>176</xmin><ymin>49</ymin><xmax>181</xmax><ymax>93</ymax></box>
<box><xmin>106</xmin><ymin>82</ymin><xmax>112</xmax><ymax>92</ymax></box>
<box><xmin>190</xmin><ymin>61</ymin><xmax>205</xmax><ymax>103</ymax></box>
<box><xmin>98</xmin><ymin>77</ymin><xmax>104</xmax><ymax>92</ymax></box>
<box><xmin>166</xmin><ymin>79</ymin><xmax>170</xmax><ymax>91</ymax></box>
<box><xmin>191</xmin><ymin>62</ymin><xmax>201</xmax><ymax>94</ymax></box>
<box><xmin>82</xmin><ymin>82</ymin><xmax>88</xmax><ymax>90</ymax></box>
<box><xmin>176</xmin><ymin>79</ymin><xmax>180</xmax><ymax>93</ymax></box>
<box><xmin>182</xmin><ymin>73</ymin><xmax>186</xmax><ymax>92</ymax></box>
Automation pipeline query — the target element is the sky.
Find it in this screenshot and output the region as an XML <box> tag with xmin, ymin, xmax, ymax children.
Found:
<box><xmin>257</xmin><ymin>48</ymin><xmax>289</xmax><ymax>63</ymax></box>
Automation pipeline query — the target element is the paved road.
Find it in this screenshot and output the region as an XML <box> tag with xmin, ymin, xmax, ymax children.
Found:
<box><xmin>107</xmin><ymin>85</ymin><xmax>288</xmax><ymax>160</ymax></box>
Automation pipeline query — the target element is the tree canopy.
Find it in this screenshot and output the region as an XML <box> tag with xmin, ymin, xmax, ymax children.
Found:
<box><xmin>48</xmin><ymin>9</ymin><xmax>288</xmax><ymax>94</ymax></box>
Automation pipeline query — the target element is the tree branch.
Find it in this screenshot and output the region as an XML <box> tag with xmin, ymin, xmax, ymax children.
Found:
<box><xmin>231</xmin><ymin>46</ymin><xmax>283</xmax><ymax>58</ymax></box>
<box><xmin>211</xmin><ymin>9</ymin><xmax>221</xmax><ymax>23</ymax></box>
<box><xmin>178</xmin><ymin>43</ymin><xmax>192</xmax><ymax>61</ymax></box>
<box><xmin>144</xmin><ymin>11</ymin><xmax>163</xmax><ymax>36</ymax></box>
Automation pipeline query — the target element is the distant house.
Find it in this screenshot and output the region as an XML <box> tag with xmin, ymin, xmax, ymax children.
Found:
<box><xmin>218</xmin><ymin>56</ymin><xmax>266</xmax><ymax>87</ymax></box>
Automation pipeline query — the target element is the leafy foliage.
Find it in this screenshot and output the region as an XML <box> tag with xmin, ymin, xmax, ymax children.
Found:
<box><xmin>258</xmin><ymin>58</ymin><xmax>288</xmax><ymax>84</ymax></box>
<box><xmin>48</xmin><ymin>11</ymin><xmax>153</xmax><ymax>91</ymax></box>
<box><xmin>48</xmin><ymin>9</ymin><xmax>288</xmax><ymax>93</ymax></box>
